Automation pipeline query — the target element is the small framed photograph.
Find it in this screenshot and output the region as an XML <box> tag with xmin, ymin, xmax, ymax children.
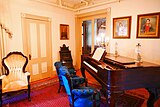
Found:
<box><xmin>113</xmin><ymin>16</ymin><xmax>131</xmax><ymax>39</ymax></box>
<box><xmin>60</xmin><ymin>24</ymin><xmax>69</xmax><ymax>40</ymax></box>
<box><xmin>137</xmin><ymin>12</ymin><xmax>160</xmax><ymax>38</ymax></box>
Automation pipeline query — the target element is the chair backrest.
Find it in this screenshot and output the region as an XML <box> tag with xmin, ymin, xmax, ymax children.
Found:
<box><xmin>2</xmin><ymin>52</ymin><xmax>28</xmax><ymax>75</ymax></box>
<box><xmin>59</xmin><ymin>66</ymin><xmax>71</xmax><ymax>94</ymax></box>
<box><xmin>54</xmin><ymin>61</ymin><xmax>62</xmax><ymax>75</ymax></box>
<box><xmin>2</xmin><ymin>51</ymin><xmax>28</xmax><ymax>81</ymax></box>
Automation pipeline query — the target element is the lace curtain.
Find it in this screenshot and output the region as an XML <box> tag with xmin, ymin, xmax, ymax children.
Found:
<box><xmin>0</xmin><ymin>0</ymin><xmax>13</xmax><ymax>75</ymax></box>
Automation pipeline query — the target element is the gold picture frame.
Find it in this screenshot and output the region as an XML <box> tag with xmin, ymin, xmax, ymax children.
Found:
<box><xmin>60</xmin><ymin>24</ymin><xmax>69</xmax><ymax>40</ymax></box>
<box><xmin>113</xmin><ymin>16</ymin><xmax>131</xmax><ymax>39</ymax></box>
<box><xmin>137</xmin><ymin>12</ymin><xmax>160</xmax><ymax>38</ymax></box>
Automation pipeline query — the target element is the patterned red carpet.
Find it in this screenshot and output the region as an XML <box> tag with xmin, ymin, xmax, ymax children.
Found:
<box><xmin>2</xmin><ymin>77</ymin><xmax>147</xmax><ymax>107</ymax></box>
<box><xmin>3</xmin><ymin>83</ymin><xmax>70</xmax><ymax>107</ymax></box>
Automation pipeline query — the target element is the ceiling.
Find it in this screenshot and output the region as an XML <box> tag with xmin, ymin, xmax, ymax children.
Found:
<box><xmin>33</xmin><ymin>0</ymin><xmax>120</xmax><ymax>11</ymax></box>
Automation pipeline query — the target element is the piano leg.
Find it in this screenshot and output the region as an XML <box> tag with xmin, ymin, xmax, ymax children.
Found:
<box><xmin>146</xmin><ymin>88</ymin><xmax>159</xmax><ymax>107</ymax></box>
<box><xmin>81</xmin><ymin>67</ymin><xmax>88</xmax><ymax>86</ymax></box>
<box><xmin>106</xmin><ymin>89</ymin><xmax>124</xmax><ymax>107</ymax></box>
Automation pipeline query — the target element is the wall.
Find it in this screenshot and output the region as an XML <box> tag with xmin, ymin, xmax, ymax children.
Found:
<box><xmin>1</xmin><ymin>0</ymin><xmax>76</xmax><ymax>72</ymax></box>
<box><xmin>1</xmin><ymin>0</ymin><xmax>160</xmax><ymax>71</ymax></box>
<box><xmin>77</xmin><ymin>0</ymin><xmax>160</xmax><ymax>64</ymax></box>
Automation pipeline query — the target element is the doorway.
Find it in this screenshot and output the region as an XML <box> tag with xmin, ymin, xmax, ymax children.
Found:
<box><xmin>75</xmin><ymin>9</ymin><xmax>110</xmax><ymax>69</ymax></box>
<box><xmin>22</xmin><ymin>14</ymin><xmax>52</xmax><ymax>82</ymax></box>
<box><xmin>82</xmin><ymin>18</ymin><xmax>107</xmax><ymax>54</ymax></box>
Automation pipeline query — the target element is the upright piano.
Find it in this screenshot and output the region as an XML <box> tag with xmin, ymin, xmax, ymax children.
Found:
<box><xmin>81</xmin><ymin>52</ymin><xmax>160</xmax><ymax>107</ymax></box>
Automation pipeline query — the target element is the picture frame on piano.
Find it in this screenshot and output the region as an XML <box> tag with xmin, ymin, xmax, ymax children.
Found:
<box><xmin>113</xmin><ymin>16</ymin><xmax>131</xmax><ymax>39</ymax></box>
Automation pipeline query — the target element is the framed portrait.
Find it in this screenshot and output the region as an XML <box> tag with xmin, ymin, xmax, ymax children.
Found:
<box><xmin>137</xmin><ymin>12</ymin><xmax>160</xmax><ymax>38</ymax></box>
<box><xmin>113</xmin><ymin>16</ymin><xmax>131</xmax><ymax>39</ymax></box>
<box><xmin>60</xmin><ymin>24</ymin><xmax>69</xmax><ymax>40</ymax></box>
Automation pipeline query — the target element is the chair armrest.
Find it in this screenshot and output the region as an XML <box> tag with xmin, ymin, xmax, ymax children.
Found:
<box><xmin>0</xmin><ymin>75</ymin><xmax>6</xmax><ymax>80</ymax></box>
<box><xmin>71</xmin><ymin>76</ymin><xmax>86</xmax><ymax>87</ymax></box>
<box><xmin>24</xmin><ymin>71</ymin><xmax>30</xmax><ymax>76</ymax></box>
<box><xmin>0</xmin><ymin>75</ymin><xmax>8</xmax><ymax>89</ymax></box>
<box><xmin>68</xmin><ymin>68</ymin><xmax>76</xmax><ymax>75</ymax></box>
<box><xmin>24</xmin><ymin>71</ymin><xmax>31</xmax><ymax>84</ymax></box>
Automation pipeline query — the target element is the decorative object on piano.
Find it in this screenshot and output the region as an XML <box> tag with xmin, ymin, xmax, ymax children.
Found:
<box><xmin>135</xmin><ymin>43</ymin><xmax>142</xmax><ymax>63</ymax></box>
<box><xmin>114</xmin><ymin>42</ymin><xmax>119</xmax><ymax>57</ymax></box>
<box><xmin>113</xmin><ymin>16</ymin><xmax>131</xmax><ymax>39</ymax></box>
<box><xmin>106</xmin><ymin>36</ymin><xmax>110</xmax><ymax>46</ymax></box>
<box><xmin>137</xmin><ymin>12</ymin><xmax>160</xmax><ymax>38</ymax></box>
<box><xmin>60</xmin><ymin>24</ymin><xmax>69</xmax><ymax>40</ymax></box>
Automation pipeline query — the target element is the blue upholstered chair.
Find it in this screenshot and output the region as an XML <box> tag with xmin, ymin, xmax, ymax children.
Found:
<box><xmin>59</xmin><ymin>66</ymin><xmax>101</xmax><ymax>107</ymax></box>
<box><xmin>54</xmin><ymin>61</ymin><xmax>86</xmax><ymax>93</ymax></box>
<box><xmin>54</xmin><ymin>62</ymin><xmax>63</xmax><ymax>93</ymax></box>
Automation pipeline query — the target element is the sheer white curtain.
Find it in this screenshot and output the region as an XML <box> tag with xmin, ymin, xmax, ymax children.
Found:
<box><xmin>0</xmin><ymin>0</ymin><xmax>13</xmax><ymax>75</ymax></box>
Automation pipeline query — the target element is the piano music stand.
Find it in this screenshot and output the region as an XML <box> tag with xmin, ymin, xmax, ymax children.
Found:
<box><xmin>92</xmin><ymin>47</ymin><xmax>106</xmax><ymax>61</ymax></box>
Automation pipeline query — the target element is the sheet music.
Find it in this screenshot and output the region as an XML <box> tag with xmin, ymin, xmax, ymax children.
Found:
<box><xmin>92</xmin><ymin>48</ymin><xmax>105</xmax><ymax>61</ymax></box>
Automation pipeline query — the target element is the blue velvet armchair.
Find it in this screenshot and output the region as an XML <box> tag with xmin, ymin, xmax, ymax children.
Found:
<box><xmin>54</xmin><ymin>62</ymin><xmax>64</xmax><ymax>93</ymax></box>
<box><xmin>59</xmin><ymin>66</ymin><xmax>101</xmax><ymax>107</ymax></box>
<box><xmin>54</xmin><ymin>61</ymin><xmax>86</xmax><ymax>93</ymax></box>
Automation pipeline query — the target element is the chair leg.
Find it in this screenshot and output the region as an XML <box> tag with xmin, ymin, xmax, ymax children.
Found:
<box><xmin>27</xmin><ymin>75</ymin><xmax>31</xmax><ymax>101</ymax></box>
<box><xmin>58</xmin><ymin>85</ymin><xmax>62</xmax><ymax>93</ymax></box>
<box><xmin>0</xmin><ymin>92</ymin><xmax>2</xmax><ymax>107</ymax></box>
<box><xmin>71</xmin><ymin>94</ymin><xmax>74</xmax><ymax>107</ymax></box>
<box><xmin>28</xmin><ymin>85</ymin><xmax>31</xmax><ymax>101</ymax></box>
<box><xmin>28</xmin><ymin>91</ymin><xmax>31</xmax><ymax>101</ymax></box>
<box><xmin>0</xmin><ymin>98</ymin><xmax>2</xmax><ymax>106</ymax></box>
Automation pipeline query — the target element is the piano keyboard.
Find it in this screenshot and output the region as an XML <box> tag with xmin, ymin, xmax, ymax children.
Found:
<box><xmin>83</xmin><ymin>61</ymin><xmax>98</xmax><ymax>73</ymax></box>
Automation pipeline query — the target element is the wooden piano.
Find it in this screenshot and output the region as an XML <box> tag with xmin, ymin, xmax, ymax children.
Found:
<box><xmin>81</xmin><ymin>49</ymin><xmax>160</xmax><ymax>107</ymax></box>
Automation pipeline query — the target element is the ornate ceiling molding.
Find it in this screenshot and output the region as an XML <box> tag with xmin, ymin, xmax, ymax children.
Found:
<box><xmin>33</xmin><ymin>0</ymin><xmax>120</xmax><ymax>12</ymax></box>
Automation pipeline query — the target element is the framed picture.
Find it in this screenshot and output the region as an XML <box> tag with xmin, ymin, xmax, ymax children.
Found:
<box><xmin>60</xmin><ymin>24</ymin><xmax>69</xmax><ymax>40</ymax></box>
<box><xmin>113</xmin><ymin>16</ymin><xmax>131</xmax><ymax>39</ymax></box>
<box><xmin>137</xmin><ymin>12</ymin><xmax>160</xmax><ymax>38</ymax></box>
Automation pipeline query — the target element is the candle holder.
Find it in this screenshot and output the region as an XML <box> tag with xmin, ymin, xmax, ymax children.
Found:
<box><xmin>114</xmin><ymin>42</ymin><xmax>119</xmax><ymax>57</ymax></box>
<box><xmin>135</xmin><ymin>43</ymin><xmax>142</xmax><ymax>63</ymax></box>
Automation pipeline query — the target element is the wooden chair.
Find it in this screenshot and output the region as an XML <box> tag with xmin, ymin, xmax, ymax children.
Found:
<box><xmin>59</xmin><ymin>44</ymin><xmax>75</xmax><ymax>71</ymax></box>
<box><xmin>0</xmin><ymin>51</ymin><xmax>31</xmax><ymax>106</ymax></box>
